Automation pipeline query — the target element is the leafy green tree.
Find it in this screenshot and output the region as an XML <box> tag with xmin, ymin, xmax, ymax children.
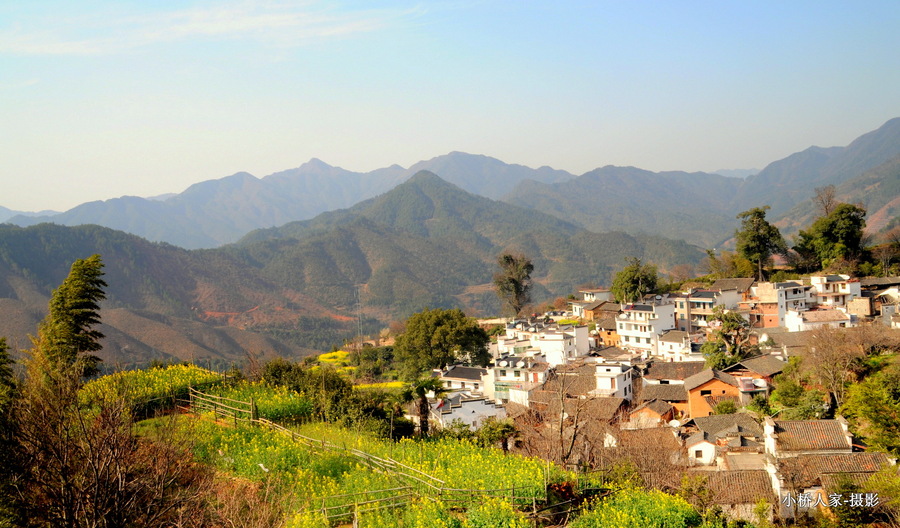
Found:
<box><xmin>394</xmin><ymin>308</ymin><xmax>489</xmax><ymax>379</ymax></box>
<box><xmin>712</xmin><ymin>399</ymin><xmax>737</xmax><ymax>415</ymax></box>
<box><xmin>794</xmin><ymin>203</ymin><xmax>867</xmax><ymax>270</ymax></box>
<box><xmin>39</xmin><ymin>254</ymin><xmax>107</xmax><ymax>377</ymax></box>
<box><xmin>702</xmin><ymin>306</ymin><xmax>754</xmax><ymax>369</ymax></box>
<box><xmin>611</xmin><ymin>258</ymin><xmax>658</xmax><ymax>303</ymax></box>
<box><xmin>735</xmin><ymin>206</ymin><xmax>787</xmax><ymax>281</ymax></box>
<box><xmin>839</xmin><ymin>362</ymin><xmax>900</xmax><ymax>456</ymax></box>
<box><xmin>476</xmin><ymin>417</ymin><xmax>517</xmax><ymax>452</ymax></box>
<box><xmin>745</xmin><ymin>394</ymin><xmax>772</xmax><ymax>418</ymax></box>
<box><xmin>493</xmin><ymin>253</ymin><xmax>534</xmax><ymax>317</ymax></box>
<box><xmin>771</xmin><ymin>377</ymin><xmax>827</xmax><ymax>420</ymax></box>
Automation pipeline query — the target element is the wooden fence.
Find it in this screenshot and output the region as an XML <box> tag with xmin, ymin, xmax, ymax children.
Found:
<box><xmin>186</xmin><ymin>389</ymin><xmax>548</xmax><ymax>524</ymax></box>
<box><xmin>188</xmin><ymin>387</ymin><xmax>258</xmax><ymax>425</ymax></box>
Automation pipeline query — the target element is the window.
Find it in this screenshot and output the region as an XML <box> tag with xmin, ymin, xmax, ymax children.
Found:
<box><xmin>694</xmin><ymin>450</ymin><xmax>703</xmax><ymax>458</ymax></box>
<box><xmin>624</xmin><ymin>336</ymin><xmax>630</xmax><ymax>342</ymax></box>
<box><xmin>660</xmin><ymin>380</ymin><xmax>670</xmax><ymax>385</ymax></box>
<box><xmin>474</xmin><ymin>383</ymin><xmax>479</xmax><ymax>389</ymax></box>
<box><xmin>700</xmin><ymin>390</ymin><xmax>712</xmax><ymax>396</ymax></box>
<box><xmin>500</xmin><ymin>370</ymin><xmax>507</xmax><ymax>377</ymax></box>
<box><xmin>461</xmin><ymin>382</ymin><xmax>466</xmax><ymax>388</ymax></box>
<box><xmin>645</xmin><ymin>338</ymin><xmax>651</xmax><ymax>344</ymax></box>
<box><xmin>514</xmin><ymin>370</ymin><xmax>521</xmax><ymax>377</ymax></box>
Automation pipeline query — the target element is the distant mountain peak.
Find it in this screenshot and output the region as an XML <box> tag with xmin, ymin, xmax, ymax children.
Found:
<box><xmin>300</xmin><ymin>158</ymin><xmax>332</xmax><ymax>168</ymax></box>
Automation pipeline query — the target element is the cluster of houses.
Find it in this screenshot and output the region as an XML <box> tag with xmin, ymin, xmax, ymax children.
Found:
<box><xmin>421</xmin><ymin>275</ymin><xmax>900</xmax><ymax>523</ymax></box>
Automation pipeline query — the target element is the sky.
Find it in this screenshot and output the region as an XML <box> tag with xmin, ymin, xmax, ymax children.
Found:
<box><xmin>1</xmin><ymin>1</ymin><xmax>899</xmax><ymax>212</ymax></box>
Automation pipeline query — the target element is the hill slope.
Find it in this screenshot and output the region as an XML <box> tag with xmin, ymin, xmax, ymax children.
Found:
<box><xmin>235</xmin><ymin>171</ymin><xmax>705</xmax><ymax>317</ymax></box>
<box><xmin>503</xmin><ymin>167</ymin><xmax>742</xmax><ymax>247</ymax></box>
<box><xmin>0</xmin><ymin>224</ymin><xmax>355</xmax><ymax>364</ymax></box>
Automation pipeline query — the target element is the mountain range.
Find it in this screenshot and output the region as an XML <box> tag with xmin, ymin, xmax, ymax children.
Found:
<box><xmin>8</xmin><ymin>118</ymin><xmax>900</xmax><ymax>250</ymax></box>
<box><xmin>0</xmin><ymin>174</ymin><xmax>703</xmax><ymax>365</ymax></box>
<box><xmin>2</xmin><ymin>118</ymin><xmax>899</xmax><ymax>365</ymax></box>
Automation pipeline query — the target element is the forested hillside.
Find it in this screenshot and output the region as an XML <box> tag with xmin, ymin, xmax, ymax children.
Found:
<box><xmin>0</xmin><ymin>175</ymin><xmax>704</xmax><ymax>361</ymax></box>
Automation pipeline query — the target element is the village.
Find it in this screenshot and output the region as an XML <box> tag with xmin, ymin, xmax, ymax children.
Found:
<box><xmin>425</xmin><ymin>274</ymin><xmax>900</xmax><ymax>523</ymax></box>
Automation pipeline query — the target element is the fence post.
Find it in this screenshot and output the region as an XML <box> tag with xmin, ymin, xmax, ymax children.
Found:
<box><xmin>250</xmin><ymin>397</ymin><xmax>258</xmax><ymax>422</ymax></box>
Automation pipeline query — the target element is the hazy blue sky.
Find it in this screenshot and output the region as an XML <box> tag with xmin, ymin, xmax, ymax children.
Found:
<box><xmin>2</xmin><ymin>1</ymin><xmax>899</xmax><ymax>211</ymax></box>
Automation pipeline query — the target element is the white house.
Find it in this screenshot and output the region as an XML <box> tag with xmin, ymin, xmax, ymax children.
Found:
<box><xmin>616</xmin><ymin>302</ymin><xmax>677</xmax><ymax>357</ymax></box>
<box><xmin>657</xmin><ymin>330</ymin><xmax>702</xmax><ymax>362</ymax></box>
<box><xmin>491</xmin><ymin>354</ymin><xmax>549</xmax><ymax>404</ymax></box>
<box><xmin>589</xmin><ymin>359</ymin><xmax>635</xmax><ymax>401</ymax></box>
<box><xmin>808</xmin><ymin>275</ymin><xmax>861</xmax><ymax>309</ymax></box>
<box><xmin>784</xmin><ymin>308</ymin><xmax>855</xmax><ymax>332</ymax></box>
<box><xmin>497</xmin><ymin>320</ymin><xmax>589</xmax><ymax>366</ymax></box>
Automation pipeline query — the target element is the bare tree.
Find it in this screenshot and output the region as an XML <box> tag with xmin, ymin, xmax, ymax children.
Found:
<box><xmin>801</xmin><ymin>325</ymin><xmax>900</xmax><ymax>407</ymax></box>
<box><xmin>873</xmin><ymin>245</ymin><xmax>897</xmax><ymax>275</ymax></box>
<box><xmin>814</xmin><ymin>184</ymin><xmax>838</xmax><ymax>217</ymax></box>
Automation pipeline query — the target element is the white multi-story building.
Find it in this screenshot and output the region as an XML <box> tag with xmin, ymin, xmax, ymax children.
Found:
<box><xmin>496</xmin><ymin>320</ymin><xmax>589</xmax><ymax>366</ymax></box>
<box><xmin>589</xmin><ymin>360</ymin><xmax>635</xmax><ymax>401</ymax></box>
<box><xmin>671</xmin><ymin>289</ymin><xmax>742</xmax><ymax>333</ymax></box>
<box><xmin>743</xmin><ymin>281</ymin><xmax>814</xmax><ymax>328</ymax></box>
<box><xmin>809</xmin><ymin>275</ymin><xmax>861</xmax><ymax>309</ymax></box>
<box><xmin>491</xmin><ymin>354</ymin><xmax>550</xmax><ymax>404</ymax></box>
<box><xmin>616</xmin><ymin>302</ymin><xmax>677</xmax><ymax>357</ymax></box>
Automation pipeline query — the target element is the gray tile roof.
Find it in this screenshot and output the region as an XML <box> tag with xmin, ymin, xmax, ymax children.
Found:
<box><xmin>705</xmin><ymin>470</ymin><xmax>776</xmax><ymax>504</ymax></box>
<box><xmin>689</xmin><ymin>413</ymin><xmax>763</xmax><ymax>438</ymax></box>
<box><xmin>710</xmin><ymin>278</ymin><xmax>755</xmax><ymax>293</ymax></box>
<box><xmin>724</xmin><ymin>355</ymin><xmax>786</xmax><ymax>377</ymax></box>
<box><xmin>644</xmin><ymin>361</ymin><xmax>707</xmax><ymax>381</ymax></box>
<box><xmin>641</xmin><ymin>384</ymin><xmax>688</xmax><ymax>402</ymax></box>
<box><xmin>780</xmin><ymin>452</ymin><xmax>891</xmax><ymax>488</ymax></box>
<box><xmin>441</xmin><ymin>365</ymin><xmax>487</xmax><ymax>381</ymax></box>
<box><xmin>684</xmin><ymin>369</ymin><xmax>739</xmax><ymax>391</ymax></box>
<box><xmin>659</xmin><ymin>330</ymin><xmax>690</xmax><ymax>343</ymax></box>
<box><xmin>773</xmin><ymin>420</ymin><xmax>852</xmax><ymax>452</ymax></box>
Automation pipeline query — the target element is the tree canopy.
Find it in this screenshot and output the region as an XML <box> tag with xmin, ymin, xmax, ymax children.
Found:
<box><xmin>393</xmin><ymin>308</ymin><xmax>490</xmax><ymax>380</ymax></box>
<box><xmin>794</xmin><ymin>203</ymin><xmax>867</xmax><ymax>270</ymax></box>
<box><xmin>839</xmin><ymin>361</ymin><xmax>900</xmax><ymax>456</ymax></box>
<box><xmin>701</xmin><ymin>306</ymin><xmax>754</xmax><ymax>369</ymax></box>
<box><xmin>611</xmin><ymin>258</ymin><xmax>658</xmax><ymax>303</ymax></box>
<box><xmin>735</xmin><ymin>206</ymin><xmax>786</xmax><ymax>281</ymax></box>
<box><xmin>493</xmin><ymin>253</ymin><xmax>534</xmax><ymax>317</ymax></box>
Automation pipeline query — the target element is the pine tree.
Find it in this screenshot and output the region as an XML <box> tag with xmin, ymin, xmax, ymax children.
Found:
<box><xmin>39</xmin><ymin>254</ymin><xmax>107</xmax><ymax>377</ymax></box>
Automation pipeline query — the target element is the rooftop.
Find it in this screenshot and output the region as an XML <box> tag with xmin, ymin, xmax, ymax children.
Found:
<box><xmin>705</xmin><ymin>470</ymin><xmax>776</xmax><ymax>505</ymax></box>
<box><xmin>772</xmin><ymin>419</ymin><xmax>852</xmax><ymax>452</ymax></box>
<box><xmin>684</xmin><ymin>369</ymin><xmax>739</xmax><ymax>391</ymax></box>
<box><xmin>441</xmin><ymin>365</ymin><xmax>487</xmax><ymax>381</ymax></box>
<box><xmin>724</xmin><ymin>355</ymin><xmax>786</xmax><ymax>378</ymax></box>
<box><xmin>641</xmin><ymin>384</ymin><xmax>688</xmax><ymax>402</ymax></box>
<box><xmin>710</xmin><ymin>278</ymin><xmax>755</xmax><ymax>293</ymax></box>
<box><xmin>644</xmin><ymin>361</ymin><xmax>707</xmax><ymax>381</ymax></box>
